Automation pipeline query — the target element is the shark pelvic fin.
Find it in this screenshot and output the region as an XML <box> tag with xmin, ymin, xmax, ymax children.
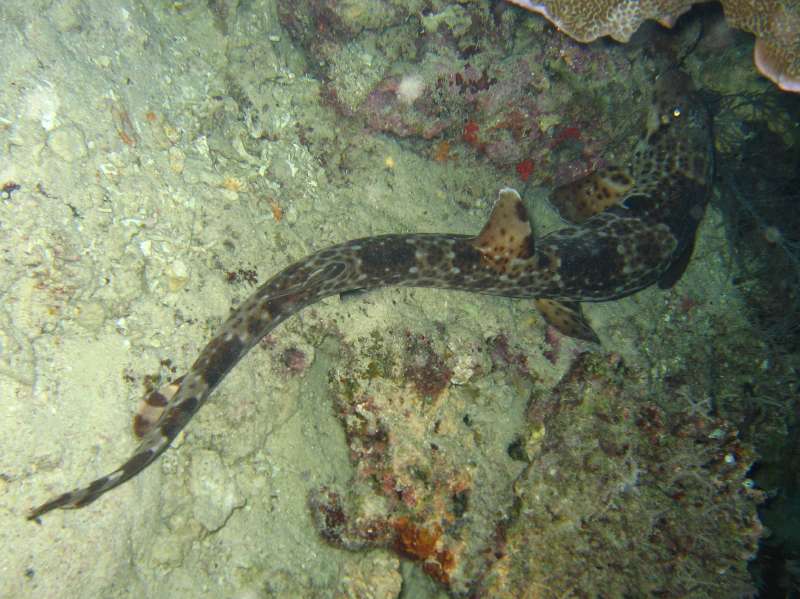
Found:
<box><xmin>535</xmin><ymin>298</ymin><xmax>600</xmax><ymax>344</ymax></box>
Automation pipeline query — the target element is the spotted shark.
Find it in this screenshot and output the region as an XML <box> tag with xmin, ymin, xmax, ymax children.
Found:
<box><xmin>28</xmin><ymin>70</ymin><xmax>713</xmax><ymax>520</ymax></box>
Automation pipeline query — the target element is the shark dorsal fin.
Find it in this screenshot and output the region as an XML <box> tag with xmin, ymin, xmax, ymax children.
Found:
<box><xmin>470</xmin><ymin>187</ymin><xmax>533</xmax><ymax>272</ymax></box>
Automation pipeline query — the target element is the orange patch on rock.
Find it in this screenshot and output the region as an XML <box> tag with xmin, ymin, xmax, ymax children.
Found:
<box><xmin>433</xmin><ymin>140</ymin><xmax>452</xmax><ymax>162</ymax></box>
<box><xmin>392</xmin><ymin>517</ymin><xmax>454</xmax><ymax>584</ymax></box>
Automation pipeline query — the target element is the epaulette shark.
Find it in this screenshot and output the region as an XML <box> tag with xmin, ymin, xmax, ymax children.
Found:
<box><xmin>29</xmin><ymin>69</ymin><xmax>712</xmax><ymax>520</ymax></box>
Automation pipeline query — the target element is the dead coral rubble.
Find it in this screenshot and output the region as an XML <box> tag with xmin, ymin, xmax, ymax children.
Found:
<box><xmin>310</xmin><ymin>328</ymin><xmax>517</xmax><ymax>595</ymax></box>
<box><xmin>478</xmin><ymin>352</ymin><xmax>763</xmax><ymax>597</ymax></box>
<box><xmin>311</xmin><ymin>329</ymin><xmax>763</xmax><ymax>596</ymax></box>
<box><xmin>276</xmin><ymin>0</ymin><xmax>650</xmax><ymax>184</ymax></box>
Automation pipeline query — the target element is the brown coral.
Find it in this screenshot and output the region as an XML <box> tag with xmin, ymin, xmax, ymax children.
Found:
<box><xmin>725</xmin><ymin>0</ymin><xmax>800</xmax><ymax>92</ymax></box>
<box><xmin>506</xmin><ymin>0</ymin><xmax>695</xmax><ymax>42</ymax></box>
<box><xmin>506</xmin><ymin>0</ymin><xmax>800</xmax><ymax>92</ymax></box>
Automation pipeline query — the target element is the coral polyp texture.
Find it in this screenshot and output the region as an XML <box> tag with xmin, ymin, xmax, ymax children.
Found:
<box><xmin>506</xmin><ymin>0</ymin><xmax>695</xmax><ymax>42</ymax></box>
<box><xmin>725</xmin><ymin>0</ymin><xmax>800</xmax><ymax>92</ymax></box>
<box><xmin>506</xmin><ymin>0</ymin><xmax>800</xmax><ymax>92</ymax></box>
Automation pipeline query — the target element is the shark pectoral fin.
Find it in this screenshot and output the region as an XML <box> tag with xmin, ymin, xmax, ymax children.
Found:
<box><xmin>658</xmin><ymin>235</ymin><xmax>697</xmax><ymax>289</ymax></box>
<box><xmin>133</xmin><ymin>375</ymin><xmax>183</xmax><ymax>438</ymax></box>
<box><xmin>469</xmin><ymin>187</ymin><xmax>534</xmax><ymax>273</ymax></box>
<box><xmin>549</xmin><ymin>166</ymin><xmax>636</xmax><ymax>224</ymax></box>
<box><xmin>535</xmin><ymin>298</ymin><xmax>601</xmax><ymax>344</ymax></box>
